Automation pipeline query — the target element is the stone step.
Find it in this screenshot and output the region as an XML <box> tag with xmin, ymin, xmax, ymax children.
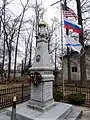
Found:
<box><xmin>65</xmin><ymin>106</ymin><xmax>82</xmax><ymax>120</ymax></box>
<box><xmin>0</xmin><ymin>103</ymin><xmax>82</xmax><ymax>120</ymax></box>
<box><xmin>6</xmin><ymin>102</ymin><xmax>73</xmax><ymax>120</ymax></box>
<box><xmin>0</xmin><ymin>112</ymin><xmax>10</xmax><ymax>120</ymax></box>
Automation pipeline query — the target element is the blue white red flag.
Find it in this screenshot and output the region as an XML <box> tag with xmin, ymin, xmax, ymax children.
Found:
<box><xmin>64</xmin><ymin>18</ymin><xmax>82</xmax><ymax>34</ymax></box>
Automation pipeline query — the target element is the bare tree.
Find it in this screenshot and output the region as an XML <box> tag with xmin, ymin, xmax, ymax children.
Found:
<box><xmin>24</xmin><ymin>33</ymin><xmax>31</xmax><ymax>71</ymax></box>
<box><xmin>13</xmin><ymin>0</ymin><xmax>30</xmax><ymax>79</ymax></box>
<box><xmin>1</xmin><ymin>0</ymin><xmax>6</xmax><ymax>80</ymax></box>
<box><xmin>28</xmin><ymin>21</ymin><xmax>34</xmax><ymax>68</ymax></box>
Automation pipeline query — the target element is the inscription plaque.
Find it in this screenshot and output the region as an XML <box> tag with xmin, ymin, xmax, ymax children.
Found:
<box><xmin>44</xmin><ymin>82</ymin><xmax>52</xmax><ymax>101</ymax></box>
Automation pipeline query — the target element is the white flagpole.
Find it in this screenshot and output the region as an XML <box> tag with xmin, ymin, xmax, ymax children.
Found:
<box><xmin>60</xmin><ymin>1</ymin><xmax>64</xmax><ymax>98</ymax></box>
<box><xmin>50</xmin><ymin>0</ymin><xmax>64</xmax><ymax>98</ymax></box>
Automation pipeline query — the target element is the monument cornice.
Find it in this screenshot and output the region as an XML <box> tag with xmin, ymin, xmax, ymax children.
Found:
<box><xmin>29</xmin><ymin>66</ymin><xmax>54</xmax><ymax>71</ymax></box>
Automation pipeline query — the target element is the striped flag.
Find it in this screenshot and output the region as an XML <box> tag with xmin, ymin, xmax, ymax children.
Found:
<box><xmin>64</xmin><ymin>18</ymin><xmax>82</xmax><ymax>34</ymax></box>
<box><xmin>61</xmin><ymin>3</ymin><xmax>78</xmax><ymax>20</ymax></box>
<box><xmin>65</xmin><ymin>35</ymin><xmax>82</xmax><ymax>53</ymax></box>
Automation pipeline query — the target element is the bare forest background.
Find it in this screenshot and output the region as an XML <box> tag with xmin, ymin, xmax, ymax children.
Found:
<box><xmin>0</xmin><ymin>0</ymin><xmax>90</xmax><ymax>82</ymax></box>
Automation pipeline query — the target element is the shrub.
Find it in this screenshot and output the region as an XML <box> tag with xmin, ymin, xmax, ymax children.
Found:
<box><xmin>67</xmin><ymin>93</ymin><xmax>86</xmax><ymax>105</ymax></box>
<box><xmin>53</xmin><ymin>91</ymin><xmax>63</xmax><ymax>101</ymax></box>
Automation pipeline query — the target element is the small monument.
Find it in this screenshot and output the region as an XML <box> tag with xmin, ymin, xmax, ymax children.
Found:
<box><xmin>6</xmin><ymin>20</ymin><xmax>82</xmax><ymax>120</ymax></box>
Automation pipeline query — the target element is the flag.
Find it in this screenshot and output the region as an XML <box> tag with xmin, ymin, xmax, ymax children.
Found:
<box><xmin>64</xmin><ymin>18</ymin><xmax>82</xmax><ymax>34</ymax></box>
<box><xmin>61</xmin><ymin>3</ymin><xmax>78</xmax><ymax>20</ymax></box>
<box><xmin>65</xmin><ymin>35</ymin><xmax>82</xmax><ymax>53</ymax></box>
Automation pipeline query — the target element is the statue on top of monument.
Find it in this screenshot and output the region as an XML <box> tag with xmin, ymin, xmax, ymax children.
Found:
<box><xmin>38</xmin><ymin>20</ymin><xmax>48</xmax><ymax>40</ymax></box>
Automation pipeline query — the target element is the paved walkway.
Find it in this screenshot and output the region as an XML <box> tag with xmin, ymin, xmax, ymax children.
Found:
<box><xmin>0</xmin><ymin>112</ymin><xmax>10</xmax><ymax>120</ymax></box>
<box><xmin>80</xmin><ymin>110</ymin><xmax>90</xmax><ymax>120</ymax></box>
<box><xmin>77</xmin><ymin>106</ymin><xmax>90</xmax><ymax>120</ymax></box>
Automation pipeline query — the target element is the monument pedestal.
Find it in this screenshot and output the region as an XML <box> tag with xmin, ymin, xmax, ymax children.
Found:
<box><xmin>6</xmin><ymin>102</ymin><xmax>73</xmax><ymax>120</ymax></box>
<box><xmin>28</xmin><ymin>71</ymin><xmax>55</xmax><ymax>112</ymax></box>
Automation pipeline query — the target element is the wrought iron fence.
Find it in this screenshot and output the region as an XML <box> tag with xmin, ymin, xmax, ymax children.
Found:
<box><xmin>1</xmin><ymin>83</ymin><xmax>90</xmax><ymax>109</ymax></box>
<box><xmin>0</xmin><ymin>84</ymin><xmax>30</xmax><ymax>109</ymax></box>
<box><xmin>54</xmin><ymin>84</ymin><xmax>90</xmax><ymax>107</ymax></box>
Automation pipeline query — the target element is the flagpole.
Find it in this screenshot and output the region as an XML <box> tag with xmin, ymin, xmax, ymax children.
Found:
<box><xmin>50</xmin><ymin>0</ymin><xmax>65</xmax><ymax>98</ymax></box>
<box><xmin>60</xmin><ymin>1</ymin><xmax>64</xmax><ymax>99</ymax></box>
<box><xmin>64</xmin><ymin>0</ymin><xmax>71</xmax><ymax>84</ymax></box>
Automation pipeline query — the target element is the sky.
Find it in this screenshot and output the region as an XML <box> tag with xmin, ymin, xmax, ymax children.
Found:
<box><xmin>7</xmin><ymin>0</ymin><xmax>60</xmax><ymax>24</ymax></box>
<box><xmin>6</xmin><ymin>0</ymin><xmax>77</xmax><ymax>27</ymax></box>
<box><xmin>2</xmin><ymin>0</ymin><xmax>77</xmax><ymax>27</ymax></box>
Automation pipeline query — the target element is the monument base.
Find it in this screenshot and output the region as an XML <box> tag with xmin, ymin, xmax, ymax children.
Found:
<box><xmin>27</xmin><ymin>99</ymin><xmax>56</xmax><ymax>112</ymax></box>
<box><xmin>6</xmin><ymin>102</ymin><xmax>74</xmax><ymax>120</ymax></box>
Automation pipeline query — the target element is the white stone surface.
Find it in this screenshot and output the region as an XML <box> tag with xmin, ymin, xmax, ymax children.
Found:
<box><xmin>32</xmin><ymin>40</ymin><xmax>53</xmax><ymax>68</ymax></box>
<box><xmin>28</xmin><ymin>99</ymin><xmax>55</xmax><ymax>112</ymax></box>
<box><xmin>30</xmin><ymin>81</ymin><xmax>53</xmax><ymax>102</ymax></box>
<box><xmin>0</xmin><ymin>112</ymin><xmax>10</xmax><ymax>120</ymax></box>
<box><xmin>6</xmin><ymin>102</ymin><xmax>72</xmax><ymax>120</ymax></box>
<box><xmin>31</xmin><ymin>83</ymin><xmax>43</xmax><ymax>101</ymax></box>
<box><xmin>43</xmin><ymin>82</ymin><xmax>53</xmax><ymax>101</ymax></box>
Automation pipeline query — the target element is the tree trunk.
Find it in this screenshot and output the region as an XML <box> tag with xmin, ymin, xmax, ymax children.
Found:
<box><xmin>67</xmin><ymin>47</ymin><xmax>71</xmax><ymax>83</ymax></box>
<box><xmin>8</xmin><ymin>49</ymin><xmax>11</xmax><ymax>81</ymax></box>
<box><xmin>24</xmin><ymin>37</ymin><xmax>27</xmax><ymax>72</ymax></box>
<box><xmin>13</xmin><ymin>0</ymin><xmax>29</xmax><ymax>79</ymax></box>
<box><xmin>14</xmin><ymin>9</ymin><xmax>25</xmax><ymax>79</ymax></box>
<box><xmin>2</xmin><ymin>1</ymin><xmax>6</xmax><ymax>81</ymax></box>
<box><xmin>35</xmin><ymin>0</ymin><xmax>39</xmax><ymax>47</ymax></box>
<box><xmin>55</xmin><ymin>39</ymin><xmax>57</xmax><ymax>84</ymax></box>
<box><xmin>24</xmin><ymin>34</ymin><xmax>30</xmax><ymax>71</ymax></box>
<box><xmin>21</xmin><ymin>60</ymin><xmax>24</xmax><ymax>77</ymax></box>
<box><xmin>76</xmin><ymin>0</ymin><xmax>87</xmax><ymax>85</ymax></box>
<box><xmin>48</xmin><ymin>33</ymin><xmax>51</xmax><ymax>54</ymax></box>
<box><xmin>28</xmin><ymin>39</ymin><xmax>33</xmax><ymax>68</ymax></box>
<box><xmin>8</xmin><ymin>29</ymin><xmax>15</xmax><ymax>81</ymax></box>
<box><xmin>28</xmin><ymin>22</ymin><xmax>34</xmax><ymax>68</ymax></box>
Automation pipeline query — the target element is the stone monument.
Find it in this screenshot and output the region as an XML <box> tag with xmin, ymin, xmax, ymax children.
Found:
<box><xmin>28</xmin><ymin>20</ymin><xmax>55</xmax><ymax>111</ymax></box>
<box><xmin>6</xmin><ymin>20</ymin><xmax>82</xmax><ymax>120</ymax></box>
